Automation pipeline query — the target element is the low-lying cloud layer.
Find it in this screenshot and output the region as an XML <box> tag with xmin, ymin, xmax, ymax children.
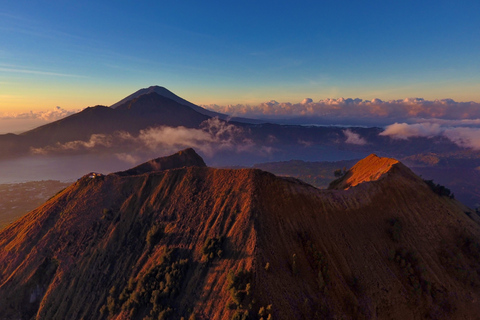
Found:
<box><xmin>0</xmin><ymin>107</ymin><xmax>83</xmax><ymax>134</ymax></box>
<box><xmin>0</xmin><ymin>106</ymin><xmax>80</xmax><ymax>121</ymax></box>
<box><xmin>203</xmin><ymin>98</ymin><xmax>480</xmax><ymax>124</ymax></box>
<box><xmin>381</xmin><ymin>122</ymin><xmax>480</xmax><ymax>150</ymax></box>
<box><xmin>31</xmin><ymin>118</ymin><xmax>257</xmax><ymax>160</ymax></box>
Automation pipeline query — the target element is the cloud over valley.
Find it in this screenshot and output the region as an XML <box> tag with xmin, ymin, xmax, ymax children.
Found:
<box><xmin>203</xmin><ymin>97</ymin><xmax>480</xmax><ymax>151</ymax></box>
<box><xmin>0</xmin><ymin>106</ymin><xmax>81</xmax><ymax>122</ymax></box>
<box><xmin>343</xmin><ymin>129</ymin><xmax>367</xmax><ymax>145</ymax></box>
<box><xmin>0</xmin><ymin>107</ymin><xmax>83</xmax><ymax>134</ymax></box>
<box><xmin>31</xmin><ymin>118</ymin><xmax>257</xmax><ymax>159</ymax></box>
<box><xmin>203</xmin><ymin>98</ymin><xmax>480</xmax><ymax>126</ymax></box>
<box><xmin>381</xmin><ymin>122</ymin><xmax>480</xmax><ymax>150</ymax></box>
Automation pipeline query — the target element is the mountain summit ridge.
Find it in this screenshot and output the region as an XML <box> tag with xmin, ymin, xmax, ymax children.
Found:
<box><xmin>115</xmin><ymin>148</ymin><xmax>207</xmax><ymax>176</ymax></box>
<box><xmin>329</xmin><ymin>153</ymin><xmax>418</xmax><ymax>189</ymax></box>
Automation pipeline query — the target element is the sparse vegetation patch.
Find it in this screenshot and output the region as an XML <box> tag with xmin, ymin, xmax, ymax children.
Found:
<box><xmin>101</xmin><ymin>248</ymin><xmax>189</xmax><ymax>320</ymax></box>
<box><xmin>227</xmin><ymin>269</ymin><xmax>252</xmax><ymax>306</ymax></box>
<box><xmin>423</xmin><ymin>179</ymin><xmax>454</xmax><ymax>198</ymax></box>
<box><xmin>334</xmin><ymin>167</ymin><xmax>347</xmax><ymax>178</ymax></box>
<box><xmin>387</xmin><ymin>218</ymin><xmax>402</xmax><ymax>242</ymax></box>
<box><xmin>225</xmin><ymin>269</ymin><xmax>272</xmax><ymax>319</ymax></box>
<box><xmin>391</xmin><ymin>248</ymin><xmax>430</xmax><ymax>296</ymax></box>
<box><xmin>146</xmin><ymin>223</ymin><xmax>164</xmax><ymax>248</ymax></box>
<box><xmin>304</xmin><ymin>240</ymin><xmax>330</xmax><ymax>291</ymax></box>
<box><xmin>202</xmin><ymin>236</ymin><xmax>225</xmax><ymax>263</ymax></box>
<box><xmin>440</xmin><ymin>235</ymin><xmax>480</xmax><ymax>287</ymax></box>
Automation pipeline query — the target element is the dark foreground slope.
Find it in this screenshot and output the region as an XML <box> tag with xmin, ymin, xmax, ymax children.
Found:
<box><xmin>1</xmin><ymin>151</ymin><xmax>480</xmax><ymax>320</ymax></box>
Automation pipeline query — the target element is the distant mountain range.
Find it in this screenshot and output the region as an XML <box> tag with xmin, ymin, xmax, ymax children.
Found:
<box><xmin>0</xmin><ymin>85</ymin><xmax>468</xmax><ymax>161</ymax></box>
<box><xmin>1</xmin><ymin>149</ymin><xmax>479</xmax><ymax>319</ymax></box>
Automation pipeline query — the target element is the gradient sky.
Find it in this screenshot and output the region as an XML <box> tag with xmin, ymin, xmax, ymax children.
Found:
<box><xmin>1</xmin><ymin>0</ymin><xmax>479</xmax><ymax>113</ymax></box>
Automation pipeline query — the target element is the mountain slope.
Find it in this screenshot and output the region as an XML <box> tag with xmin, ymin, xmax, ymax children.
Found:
<box><xmin>328</xmin><ymin>153</ymin><xmax>412</xmax><ymax>190</ymax></box>
<box><xmin>253</xmin><ymin>161</ymin><xmax>480</xmax><ymax>319</ymax></box>
<box><xmin>116</xmin><ymin>147</ymin><xmax>207</xmax><ymax>176</ymax></box>
<box><xmin>0</xmin><ymin>92</ymin><xmax>212</xmax><ymax>158</ymax></box>
<box><xmin>110</xmin><ymin>86</ymin><xmax>262</xmax><ymax>124</ymax></box>
<box><xmin>0</xmin><ymin>149</ymin><xmax>258</xmax><ymax>320</ymax></box>
<box><xmin>112</xmin><ymin>92</ymin><xmax>210</xmax><ymax>127</ymax></box>
<box><xmin>1</xmin><ymin>159</ymin><xmax>480</xmax><ymax>319</ymax></box>
<box><xmin>20</xmin><ymin>93</ymin><xmax>210</xmax><ymax>146</ymax></box>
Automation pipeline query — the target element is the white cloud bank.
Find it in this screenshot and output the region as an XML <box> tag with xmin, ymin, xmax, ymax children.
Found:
<box><xmin>381</xmin><ymin>122</ymin><xmax>480</xmax><ymax>150</ymax></box>
<box><xmin>0</xmin><ymin>106</ymin><xmax>81</xmax><ymax>121</ymax></box>
<box><xmin>203</xmin><ymin>98</ymin><xmax>480</xmax><ymax>123</ymax></box>
<box><xmin>0</xmin><ymin>107</ymin><xmax>83</xmax><ymax>134</ymax></box>
<box><xmin>380</xmin><ymin>123</ymin><xmax>443</xmax><ymax>139</ymax></box>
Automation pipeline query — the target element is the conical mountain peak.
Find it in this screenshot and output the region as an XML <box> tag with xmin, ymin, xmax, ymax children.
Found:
<box><xmin>110</xmin><ymin>85</ymin><xmax>226</xmax><ymax>118</ymax></box>
<box><xmin>110</xmin><ymin>86</ymin><xmax>191</xmax><ymax>109</ymax></box>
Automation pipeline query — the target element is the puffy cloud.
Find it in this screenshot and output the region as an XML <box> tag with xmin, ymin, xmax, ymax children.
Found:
<box><xmin>380</xmin><ymin>122</ymin><xmax>480</xmax><ymax>150</ymax></box>
<box><xmin>301</xmin><ymin>98</ymin><xmax>313</xmax><ymax>104</ymax></box>
<box><xmin>136</xmin><ymin>118</ymin><xmax>254</xmax><ymax>156</ymax></box>
<box><xmin>379</xmin><ymin>123</ymin><xmax>443</xmax><ymax>140</ymax></box>
<box><xmin>443</xmin><ymin>127</ymin><xmax>480</xmax><ymax>150</ymax></box>
<box><xmin>202</xmin><ymin>98</ymin><xmax>480</xmax><ymax>124</ymax></box>
<box><xmin>31</xmin><ymin>134</ymin><xmax>113</xmax><ymax>154</ymax></box>
<box><xmin>343</xmin><ymin>129</ymin><xmax>367</xmax><ymax>145</ymax></box>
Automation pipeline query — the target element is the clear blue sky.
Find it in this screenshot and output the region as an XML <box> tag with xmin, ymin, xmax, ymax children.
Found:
<box><xmin>0</xmin><ymin>0</ymin><xmax>479</xmax><ymax>112</ymax></box>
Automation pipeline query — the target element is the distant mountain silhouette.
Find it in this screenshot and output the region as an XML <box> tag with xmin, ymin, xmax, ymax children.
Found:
<box><xmin>22</xmin><ymin>92</ymin><xmax>210</xmax><ymax>144</ymax></box>
<box><xmin>1</xmin><ymin>150</ymin><xmax>480</xmax><ymax>319</ymax></box>
<box><xmin>0</xmin><ymin>91</ymin><xmax>213</xmax><ymax>158</ymax></box>
<box><xmin>111</xmin><ymin>85</ymin><xmax>222</xmax><ymax>118</ymax></box>
<box><xmin>111</xmin><ymin>86</ymin><xmax>263</xmax><ymax>124</ymax></box>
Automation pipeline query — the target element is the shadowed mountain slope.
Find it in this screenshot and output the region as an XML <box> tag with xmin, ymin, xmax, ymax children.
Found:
<box><xmin>112</xmin><ymin>92</ymin><xmax>209</xmax><ymax>127</ymax></box>
<box><xmin>110</xmin><ymin>86</ymin><xmax>263</xmax><ymax>124</ymax></box>
<box><xmin>21</xmin><ymin>92</ymin><xmax>210</xmax><ymax>146</ymax></box>
<box><xmin>111</xmin><ymin>85</ymin><xmax>222</xmax><ymax>119</ymax></box>
<box><xmin>1</xmin><ymin>153</ymin><xmax>480</xmax><ymax>319</ymax></box>
<box><xmin>0</xmin><ymin>92</ymin><xmax>211</xmax><ymax>158</ymax></box>
<box><xmin>116</xmin><ymin>148</ymin><xmax>206</xmax><ymax>176</ymax></box>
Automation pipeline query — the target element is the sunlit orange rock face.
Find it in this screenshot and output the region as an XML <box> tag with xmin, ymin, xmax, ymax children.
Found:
<box><xmin>1</xmin><ymin>149</ymin><xmax>480</xmax><ymax>320</ymax></box>
<box><xmin>328</xmin><ymin>154</ymin><xmax>402</xmax><ymax>190</ymax></box>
